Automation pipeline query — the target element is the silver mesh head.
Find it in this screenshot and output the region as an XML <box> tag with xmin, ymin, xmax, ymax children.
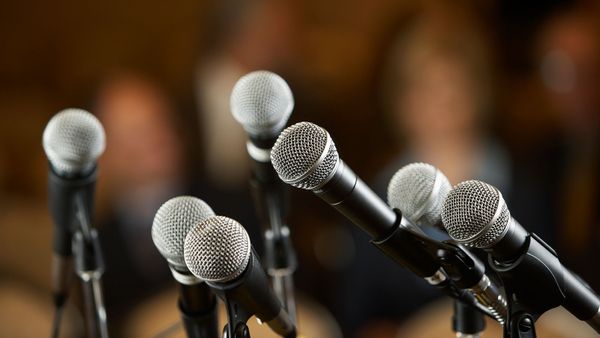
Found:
<box><xmin>184</xmin><ymin>216</ymin><xmax>251</xmax><ymax>283</ymax></box>
<box><xmin>151</xmin><ymin>196</ymin><xmax>215</xmax><ymax>268</ymax></box>
<box><xmin>230</xmin><ymin>70</ymin><xmax>294</xmax><ymax>136</ymax></box>
<box><xmin>387</xmin><ymin>163</ymin><xmax>451</xmax><ymax>227</ymax></box>
<box><xmin>441</xmin><ymin>180</ymin><xmax>511</xmax><ymax>248</ymax></box>
<box><xmin>42</xmin><ymin>108</ymin><xmax>106</xmax><ymax>175</ymax></box>
<box><xmin>270</xmin><ymin>122</ymin><xmax>340</xmax><ymax>190</ymax></box>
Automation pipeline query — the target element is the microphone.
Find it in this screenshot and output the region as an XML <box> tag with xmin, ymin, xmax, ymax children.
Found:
<box><xmin>184</xmin><ymin>216</ymin><xmax>296</xmax><ymax>338</ymax></box>
<box><xmin>441</xmin><ymin>180</ymin><xmax>600</xmax><ymax>333</ymax></box>
<box><xmin>151</xmin><ymin>196</ymin><xmax>219</xmax><ymax>338</ymax></box>
<box><xmin>229</xmin><ymin>70</ymin><xmax>293</xmax><ymax>237</ymax></box>
<box><xmin>387</xmin><ymin>163</ymin><xmax>507</xmax><ymax>325</ymax></box>
<box><xmin>230</xmin><ymin>70</ymin><xmax>293</xmax><ymax>151</ymax></box>
<box><xmin>387</xmin><ymin>162</ymin><xmax>451</xmax><ymax>228</ymax></box>
<box><xmin>270</xmin><ymin>122</ymin><xmax>443</xmax><ymax>279</ymax></box>
<box><xmin>43</xmin><ymin>108</ymin><xmax>105</xmax><ymax>308</ymax></box>
<box><xmin>230</xmin><ymin>71</ymin><xmax>298</xmax><ymax>320</ymax></box>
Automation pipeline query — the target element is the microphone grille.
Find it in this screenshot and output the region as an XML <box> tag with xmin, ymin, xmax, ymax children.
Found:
<box><xmin>230</xmin><ymin>71</ymin><xmax>294</xmax><ymax>136</ymax></box>
<box><xmin>270</xmin><ymin>122</ymin><xmax>339</xmax><ymax>190</ymax></box>
<box><xmin>184</xmin><ymin>216</ymin><xmax>251</xmax><ymax>283</ymax></box>
<box><xmin>42</xmin><ymin>108</ymin><xmax>106</xmax><ymax>175</ymax></box>
<box><xmin>387</xmin><ymin>163</ymin><xmax>451</xmax><ymax>227</ymax></box>
<box><xmin>441</xmin><ymin>180</ymin><xmax>510</xmax><ymax>248</ymax></box>
<box><xmin>151</xmin><ymin>196</ymin><xmax>215</xmax><ymax>268</ymax></box>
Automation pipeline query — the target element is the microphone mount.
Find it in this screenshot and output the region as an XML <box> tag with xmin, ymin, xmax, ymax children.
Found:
<box><xmin>373</xmin><ymin>211</ymin><xmax>504</xmax><ymax>322</ymax></box>
<box><xmin>248</xmin><ymin>146</ymin><xmax>298</xmax><ymax>323</ymax></box>
<box><xmin>73</xmin><ymin>191</ymin><xmax>109</xmax><ymax>338</ymax></box>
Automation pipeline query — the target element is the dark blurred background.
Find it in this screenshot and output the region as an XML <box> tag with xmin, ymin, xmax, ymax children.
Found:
<box><xmin>1</xmin><ymin>0</ymin><xmax>599</xmax><ymax>337</ymax></box>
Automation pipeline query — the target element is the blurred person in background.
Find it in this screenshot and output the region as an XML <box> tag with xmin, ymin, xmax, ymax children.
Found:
<box><xmin>194</xmin><ymin>0</ymin><xmax>299</xmax><ymax>190</ymax></box>
<box><xmin>0</xmin><ymin>100</ymin><xmax>84</xmax><ymax>337</ymax></box>
<box><xmin>94</xmin><ymin>72</ymin><xmax>191</xmax><ymax>335</ymax></box>
<box><xmin>513</xmin><ymin>0</ymin><xmax>600</xmax><ymax>292</ymax></box>
<box><xmin>191</xmin><ymin>2</ymin><xmax>344</xmax><ymax>336</ymax></box>
<box><xmin>337</xmin><ymin>3</ymin><xmax>513</xmax><ymax>337</ymax></box>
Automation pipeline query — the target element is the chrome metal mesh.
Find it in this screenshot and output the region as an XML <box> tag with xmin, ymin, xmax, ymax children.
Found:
<box><xmin>387</xmin><ymin>163</ymin><xmax>450</xmax><ymax>226</ymax></box>
<box><xmin>230</xmin><ymin>71</ymin><xmax>294</xmax><ymax>136</ymax></box>
<box><xmin>184</xmin><ymin>216</ymin><xmax>251</xmax><ymax>283</ymax></box>
<box><xmin>151</xmin><ymin>196</ymin><xmax>215</xmax><ymax>268</ymax></box>
<box><xmin>42</xmin><ymin>108</ymin><xmax>106</xmax><ymax>175</ymax></box>
<box><xmin>441</xmin><ymin>180</ymin><xmax>510</xmax><ymax>248</ymax></box>
<box><xmin>270</xmin><ymin>122</ymin><xmax>339</xmax><ymax>190</ymax></box>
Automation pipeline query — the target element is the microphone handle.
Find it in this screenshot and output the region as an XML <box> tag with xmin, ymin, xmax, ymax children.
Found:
<box><xmin>315</xmin><ymin>160</ymin><xmax>396</xmax><ymax>239</ymax></box>
<box><xmin>207</xmin><ymin>253</ymin><xmax>296</xmax><ymax>337</ymax></box>
<box><xmin>312</xmin><ymin>161</ymin><xmax>502</xmax><ymax>320</ymax></box>
<box><xmin>48</xmin><ymin>167</ymin><xmax>97</xmax><ymax>304</ymax></box>
<box><xmin>453</xmin><ymin>299</ymin><xmax>485</xmax><ymax>337</ymax></box>
<box><xmin>491</xmin><ymin>231</ymin><xmax>600</xmax><ymax>332</ymax></box>
<box><xmin>51</xmin><ymin>254</ymin><xmax>73</xmax><ymax>307</ymax></box>
<box><xmin>248</xmin><ymin>142</ymin><xmax>298</xmax><ymax>324</ymax></box>
<box><xmin>49</xmin><ymin>167</ymin><xmax>97</xmax><ymax>254</ymax></box>
<box><xmin>249</xmin><ymin>167</ymin><xmax>287</xmax><ymax>236</ymax></box>
<box><xmin>178</xmin><ymin>283</ymin><xmax>219</xmax><ymax>338</ymax></box>
<box><xmin>314</xmin><ymin>160</ymin><xmax>443</xmax><ymax>277</ymax></box>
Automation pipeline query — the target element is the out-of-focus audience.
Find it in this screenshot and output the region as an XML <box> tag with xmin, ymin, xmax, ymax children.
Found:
<box><xmin>1</xmin><ymin>0</ymin><xmax>600</xmax><ymax>337</ymax></box>
<box><xmin>513</xmin><ymin>0</ymin><xmax>600</xmax><ymax>291</ymax></box>
<box><xmin>337</xmin><ymin>3</ymin><xmax>512</xmax><ymax>337</ymax></box>
<box><xmin>93</xmin><ymin>73</ymin><xmax>189</xmax><ymax>335</ymax></box>
<box><xmin>194</xmin><ymin>0</ymin><xmax>299</xmax><ymax>189</ymax></box>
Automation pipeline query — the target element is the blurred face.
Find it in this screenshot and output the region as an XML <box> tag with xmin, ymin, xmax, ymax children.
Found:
<box><xmin>539</xmin><ymin>13</ymin><xmax>600</xmax><ymax>133</ymax></box>
<box><xmin>397</xmin><ymin>56</ymin><xmax>479</xmax><ymax>142</ymax></box>
<box><xmin>97</xmin><ymin>78</ymin><xmax>183</xmax><ymax>187</ymax></box>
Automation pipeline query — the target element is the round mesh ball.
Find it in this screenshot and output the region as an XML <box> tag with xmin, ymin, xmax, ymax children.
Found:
<box><xmin>230</xmin><ymin>70</ymin><xmax>294</xmax><ymax>136</ymax></box>
<box><xmin>152</xmin><ymin>196</ymin><xmax>215</xmax><ymax>268</ymax></box>
<box><xmin>387</xmin><ymin>163</ymin><xmax>451</xmax><ymax>226</ymax></box>
<box><xmin>42</xmin><ymin>108</ymin><xmax>106</xmax><ymax>175</ymax></box>
<box><xmin>184</xmin><ymin>216</ymin><xmax>251</xmax><ymax>283</ymax></box>
<box><xmin>441</xmin><ymin>180</ymin><xmax>510</xmax><ymax>248</ymax></box>
<box><xmin>270</xmin><ymin>122</ymin><xmax>339</xmax><ymax>190</ymax></box>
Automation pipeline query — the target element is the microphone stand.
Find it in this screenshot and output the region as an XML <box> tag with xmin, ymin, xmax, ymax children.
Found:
<box><xmin>373</xmin><ymin>217</ymin><xmax>504</xmax><ymax>324</ymax></box>
<box><xmin>487</xmin><ymin>233</ymin><xmax>600</xmax><ymax>337</ymax></box>
<box><xmin>249</xmin><ymin>157</ymin><xmax>298</xmax><ymax>324</ymax></box>
<box><xmin>503</xmin><ymin>287</ymin><xmax>538</xmax><ymax>338</ymax></box>
<box><xmin>221</xmin><ymin>296</ymin><xmax>252</xmax><ymax>338</ymax></box>
<box><xmin>453</xmin><ymin>300</ymin><xmax>485</xmax><ymax>338</ymax></box>
<box><xmin>73</xmin><ymin>193</ymin><xmax>109</xmax><ymax>338</ymax></box>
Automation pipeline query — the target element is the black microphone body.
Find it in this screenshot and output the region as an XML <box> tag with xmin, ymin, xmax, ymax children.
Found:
<box><xmin>315</xmin><ymin>160</ymin><xmax>443</xmax><ymax>278</ymax></box>
<box><xmin>488</xmin><ymin>219</ymin><xmax>600</xmax><ymax>330</ymax></box>
<box><xmin>442</xmin><ymin>180</ymin><xmax>600</xmax><ymax>331</ymax></box>
<box><xmin>48</xmin><ymin>165</ymin><xmax>97</xmax><ymax>306</ymax></box>
<box><xmin>177</xmin><ymin>278</ymin><xmax>219</xmax><ymax>338</ymax></box>
<box><xmin>249</xmin><ymin>156</ymin><xmax>297</xmax><ymax>269</ymax></box>
<box><xmin>313</xmin><ymin>159</ymin><xmax>508</xmax><ymax>322</ymax></box>
<box><xmin>231</xmin><ymin>85</ymin><xmax>301</xmax><ymax>320</ymax></box>
<box><xmin>249</xmin><ymin>146</ymin><xmax>287</xmax><ymax>231</ymax></box>
<box><xmin>152</xmin><ymin>195</ymin><xmax>221</xmax><ymax>338</ymax></box>
<box><xmin>207</xmin><ymin>252</ymin><xmax>296</xmax><ymax>338</ymax></box>
<box><xmin>248</xmin><ymin>135</ymin><xmax>288</xmax><ymax>235</ymax></box>
<box><xmin>270</xmin><ymin>122</ymin><xmax>509</xmax><ymax>323</ymax></box>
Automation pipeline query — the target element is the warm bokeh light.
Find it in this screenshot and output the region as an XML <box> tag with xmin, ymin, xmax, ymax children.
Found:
<box><xmin>1</xmin><ymin>1</ymin><xmax>599</xmax><ymax>337</ymax></box>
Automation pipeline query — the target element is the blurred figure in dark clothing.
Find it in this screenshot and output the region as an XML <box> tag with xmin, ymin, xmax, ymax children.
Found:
<box><xmin>512</xmin><ymin>1</ymin><xmax>600</xmax><ymax>293</ymax></box>
<box><xmin>337</xmin><ymin>4</ymin><xmax>513</xmax><ymax>337</ymax></box>
<box><xmin>94</xmin><ymin>73</ymin><xmax>189</xmax><ymax>334</ymax></box>
<box><xmin>94</xmin><ymin>72</ymin><xmax>262</xmax><ymax>336</ymax></box>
